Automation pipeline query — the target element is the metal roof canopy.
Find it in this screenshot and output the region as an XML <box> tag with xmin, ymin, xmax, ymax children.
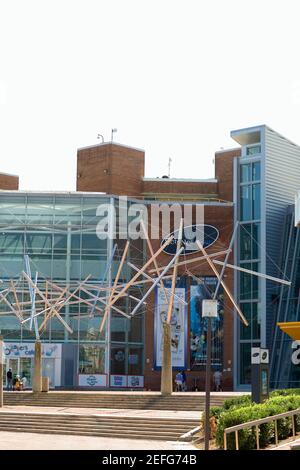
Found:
<box><xmin>277</xmin><ymin>322</ymin><xmax>300</xmax><ymax>341</ymax></box>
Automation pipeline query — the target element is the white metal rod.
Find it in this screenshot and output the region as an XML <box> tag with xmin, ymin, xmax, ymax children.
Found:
<box><xmin>212</xmin><ymin>260</ymin><xmax>291</xmax><ymax>286</ymax></box>
<box><xmin>130</xmin><ymin>247</ymin><xmax>184</xmax><ymax>317</ymax></box>
<box><xmin>213</xmin><ymin>222</ymin><xmax>239</xmax><ymax>300</ymax></box>
<box><xmin>127</xmin><ymin>262</ymin><xmax>187</xmax><ymax>306</ymax></box>
<box><xmin>148</xmin><ymin>249</ymin><xmax>231</xmax><ymax>274</ymax></box>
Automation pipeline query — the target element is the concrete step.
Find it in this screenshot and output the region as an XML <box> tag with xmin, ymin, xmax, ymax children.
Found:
<box><xmin>3</xmin><ymin>391</ymin><xmax>233</xmax><ymax>411</ymax></box>
<box><xmin>0</xmin><ymin>412</ymin><xmax>198</xmax><ymax>441</ymax></box>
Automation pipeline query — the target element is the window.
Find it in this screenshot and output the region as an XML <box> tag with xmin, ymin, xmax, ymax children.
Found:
<box><xmin>252</xmin><ymin>162</ymin><xmax>261</xmax><ymax>181</ymax></box>
<box><xmin>241</xmin><ymin>164</ymin><xmax>251</xmax><ymax>183</ymax></box>
<box><xmin>240</xmin><ymin>186</ymin><xmax>252</xmax><ymax>221</ymax></box>
<box><xmin>240</xmin><ymin>262</ymin><xmax>260</xmax><ymax>300</ymax></box>
<box><xmin>240</xmin><ymin>223</ymin><xmax>260</xmax><ymax>261</ymax></box>
<box><xmin>253</xmin><ymin>184</ymin><xmax>261</xmax><ymax>219</ymax></box>
<box><xmin>246</xmin><ymin>145</ymin><xmax>261</xmax><ymax>156</ymax></box>
<box><xmin>79</xmin><ymin>345</ymin><xmax>105</xmax><ymax>374</ymax></box>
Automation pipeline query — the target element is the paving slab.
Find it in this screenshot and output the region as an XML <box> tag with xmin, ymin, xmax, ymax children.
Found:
<box><xmin>0</xmin><ymin>431</ymin><xmax>198</xmax><ymax>450</ymax></box>
<box><xmin>0</xmin><ymin>405</ymin><xmax>201</xmax><ymax>420</ymax></box>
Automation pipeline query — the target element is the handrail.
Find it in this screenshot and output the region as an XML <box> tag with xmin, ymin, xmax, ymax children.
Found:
<box><xmin>224</xmin><ymin>407</ymin><xmax>300</xmax><ymax>450</ymax></box>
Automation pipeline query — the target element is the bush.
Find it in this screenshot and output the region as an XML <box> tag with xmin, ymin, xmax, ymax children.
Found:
<box><xmin>215</xmin><ymin>395</ymin><xmax>300</xmax><ymax>450</ymax></box>
<box><xmin>222</xmin><ymin>395</ymin><xmax>252</xmax><ymax>410</ymax></box>
<box><xmin>271</xmin><ymin>388</ymin><xmax>300</xmax><ymax>397</ymax></box>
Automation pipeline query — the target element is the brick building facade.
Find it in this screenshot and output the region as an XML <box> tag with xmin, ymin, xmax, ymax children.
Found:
<box><xmin>76</xmin><ymin>142</ymin><xmax>241</xmax><ymax>390</ymax></box>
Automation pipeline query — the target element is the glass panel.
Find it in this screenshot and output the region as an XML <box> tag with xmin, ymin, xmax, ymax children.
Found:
<box><xmin>252</xmin><ymin>303</ymin><xmax>261</xmax><ymax>339</ymax></box>
<box><xmin>240</xmin><ymin>185</ymin><xmax>252</xmax><ymax>221</ymax></box>
<box><xmin>111</xmin><ymin>315</ymin><xmax>127</xmax><ymax>342</ymax></box>
<box><xmin>253</xmin><ymin>184</ymin><xmax>261</xmax><ymax>220</ymax></box>
<box><xmin>42</xmin><ymin>358</ymin><xmax>55</xmax><ymax>388</ymax></box>
<box><xmin>0</xmin><ymin>233</ymin><xmax>24</xmax><ymax>254</ymax></box>
<box><xmin>240</xmin><ymin>304</ymin><xmax>251</xmax><ymax>339</ymax></box>
<box><xmin>240</xmin><ymin>265</ymin><xmax>252</xmax><ymax>300</ymax></box>
<box><xmin>246</xmin><ymin>145</ymin><xmax>261</xmax><ymax>156</ymax></box>
<box><xmin>240</xmin><ymin>225</ymin><xmax>251</xmax><ymax>260</ymax></box>
<box><xmin>252</xmin><ymin>223</ymin><xmax>260</xmax><ymax>259</ymax></box>
<box><xmin>0</xmin><ymin>315</ymin><xmax>21</xmax><ymax>340</ymax></box>
<box><xmin>128</xmin><ymin>315</ymin><xmax>143</xmax><ymax>343</ymax></box>
<box><xmin>240</xmin><ymin>164</ymin><xmax>251</xmax><ymax>183</ymax></box>
<box><xmin>26</xmin><ymin>233</ymin><xmax>52</xmax><ymax>256</ymax></box>
<box><xmin>111</xmin><ymin>347</ymin><xmax>126</xmax><ymax>374</ymax></box>
<box><xmin>78</xmin><ymin>345</ymin><xmax>105</xmax><ymax>374</ymax></box>
<box><xmin>128</xmin><ymin>347</ymin><xmax>143</xmax><ymax>375</ymax></box>
<box><xmin>252</xmin><ymin>162</ymin><xmax>261</xmax><ymax>181</ymax></box>
<box><xmin>240</xmin><ymin>343</ymin><xmax>252</xmax><ymax>384</ymax></box>
<box><xmin>252</xmin><ymin>262</ymin><xmax>259</xmax><ymax>298</ymax></box>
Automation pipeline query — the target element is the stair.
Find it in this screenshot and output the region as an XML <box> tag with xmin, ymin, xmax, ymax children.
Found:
<box><xmin>0</xmin><ymin>412</ymin><xmax>199</xmax><ymax>441</ymax></box>
<box><xmin>3</xmin><ymin>392</ymin><xmax>236</xmax><ymax>411</ymax></box>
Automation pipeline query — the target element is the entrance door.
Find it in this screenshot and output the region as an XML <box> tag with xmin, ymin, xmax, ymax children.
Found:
<box><xmin>42</xmin><ymin>358</ymin><xmax>55</xmax><ymax>388</ymax></box>
<box><xmin>9</xmin><ymin>358</ymin><xmax>19</xmax><ymax>381</ymax></box>
<box><xmin>20</xmin><ymin>358</ymin><xmax>33</xmax><ymax>388</ymax></box>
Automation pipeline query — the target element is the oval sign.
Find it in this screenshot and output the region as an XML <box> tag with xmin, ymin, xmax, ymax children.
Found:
<box><xmin>161</xmin><ymin>224</ymin><xmax>219</xmax><ymax>256</ymax></box>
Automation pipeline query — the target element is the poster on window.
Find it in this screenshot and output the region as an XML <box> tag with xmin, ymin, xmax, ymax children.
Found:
<box><xmin>154</xmin><ymin>286</ymin><xmax>187</xmax><ymax>368</ymax></box>
<box><xmin>110</xmin><ymin>375</ymin><xmax>127</xmax><ymax>387</ymax></box>
<box><xmin>190</xmin><ymin>278</ymin><xmax>223</xmax><ymax>368</ymax></box>
<box><xmin>127</xmin><ymin>375</ymin><xmax>144</xmax><ymax>388</ymax></box>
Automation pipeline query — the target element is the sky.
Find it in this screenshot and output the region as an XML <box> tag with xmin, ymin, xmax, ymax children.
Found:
<box><xmin>0</xmin><ymin>0</ymin><xmax>300</xmax><ymax>191</ymax></box>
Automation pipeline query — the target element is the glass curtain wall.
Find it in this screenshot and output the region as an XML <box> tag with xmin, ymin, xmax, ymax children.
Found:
<box><xmin>238</xmin><ymin>154</ymin><xmax>262</xmax><ymax>385</ymax></box>
<box><xmin>270</xmin><ymin>206</ymin><xmax>300</xmax><ymax>388</ymax></box>
<box><xmin>0</xmin><ymin>193</ymin><xmax>145</xmax><ymax>378</ymax></box>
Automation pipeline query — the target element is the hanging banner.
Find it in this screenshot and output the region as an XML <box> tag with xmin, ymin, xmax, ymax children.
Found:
<box><xmin>154</xmin><ymin>286</ymin><xmax>187</xmax><ymax>369</ymax></box>
<box><xmin>190</xmin><ymin>278</ymin><xmax>223</xmax><ymax>368</ymax></box>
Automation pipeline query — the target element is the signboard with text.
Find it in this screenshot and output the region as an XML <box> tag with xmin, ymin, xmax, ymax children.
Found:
<box><xmin>78</xmin><ymin>374</ymin><xmax>107</xmax><ymax>387</ymax></box>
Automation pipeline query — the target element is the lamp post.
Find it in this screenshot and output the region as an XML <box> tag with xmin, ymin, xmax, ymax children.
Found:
<box><xmin>202</xmin><ymin>299</ymin><xmax>218</xmax><ymax>450</ymax></box>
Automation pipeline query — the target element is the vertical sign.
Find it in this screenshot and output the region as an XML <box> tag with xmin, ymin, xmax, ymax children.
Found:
<box><xmin>155</xmin><ymin>286</ymin><xmax>187</xmax><ymax>368</ymax></box>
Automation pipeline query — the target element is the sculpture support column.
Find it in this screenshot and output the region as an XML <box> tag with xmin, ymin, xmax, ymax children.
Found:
<box><xmin>161</xmin><ymin>322</ymin><xmax>173</xmax><ymax>395</ymax></box>
<box><xmin>33</xmin><ymin>340</ymin><xmax>42</xmax><ymax>393</ymax></box>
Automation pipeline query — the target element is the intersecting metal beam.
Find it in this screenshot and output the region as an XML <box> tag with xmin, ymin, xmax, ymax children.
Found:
<box><xmin>127</xmin><ymin>262</ymin><xmax>187</xmax><ymax>306</ymax></box>
<box><xmin>213</xmin><ymin>260</ymin><xmax>291</xmax><ymax>286</ymax></box>
<box><xmin>196</xmin><ymin>241</ymin><xmax>248</xmax><ymax>326</ymax></box>
<box><xmin>148</xmin><ymin>249</ymin><xmax>231</xmax><ymax>274</ymax></box>
<box><xmin>130</xmin><ymin>246</ymin><xmax>184</xmax><ymax>317</ymax></box>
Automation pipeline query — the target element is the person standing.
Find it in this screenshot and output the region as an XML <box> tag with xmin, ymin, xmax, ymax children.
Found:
<box><xmin>6</xmin><ymin>368</ymin><xmax>13</xmax><ymax>391</ymax></box>
<box><xmin>181</xmin><ymin>370</ymin><xmax>187</xmax><ymax>391</ymax></box>
<box><xmin>21</xmin><ymin>375</ymin><xmax>27</xmax><ymax>390</ymax></box>
<box><xmin>213</xmin><ymin>370</ymin><xmax>222</xmax><ymax>392</ymax></box>
<box><xmin>175</xmin><ymin>371</ymin><xmax>183</xmax><ymax>392</ymax></box>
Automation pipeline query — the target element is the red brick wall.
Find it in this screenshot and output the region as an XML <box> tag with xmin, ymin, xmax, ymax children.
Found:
<box><xmin>0</xmin><ymin>173</ymin><xmax>19</xmax><ymax>190</ymax></box>
<box><xmin>77</xmin><ymin>143</ymin><xmax>145</xmax><ymax>196</ymax></box>
<box><xmin>143</xmin><ymin>180</ymin><xmax>218</xmax><ymax>197</ymax></box>
<box><xmin>143</xmin><ymin>204</ymin><xmax>234</xmax><ymax>391</ymax></box>
<box><xmin>215</xmin><ymin>148</ymin><xmax>241</xmax><ymax>202</ymax></box>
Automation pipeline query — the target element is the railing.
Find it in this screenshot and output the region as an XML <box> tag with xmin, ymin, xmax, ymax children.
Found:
<box><xmin>224</xmin><ymin>408</ymin><xmax>300</xmax><ymax>450</ymax></box>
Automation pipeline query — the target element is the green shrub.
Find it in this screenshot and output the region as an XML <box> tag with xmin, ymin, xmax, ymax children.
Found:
<box><xmin>215</xmin><ymin>395</ymin><xmax>300</xmax><ymax>450</ymax></box>
<box><xmin>270</xmin><ymin>388</ymin><xmax>300</xmax><ymax>397</ymax></box>
<box><xmin>222</xmin><ymin>395</ymin><xmax>252</xmax><ymax>410</ymax></box>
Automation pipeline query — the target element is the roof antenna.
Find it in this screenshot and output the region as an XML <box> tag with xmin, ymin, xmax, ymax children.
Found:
<box><xmin>168</xmin><ymin>157</ymin><xmax>172</xmax><ymax>178</ymax></box>
<box><xmin>111</xmin><ymin>128</ymin><xmax>118</xmax><ymax>142</ymax></box>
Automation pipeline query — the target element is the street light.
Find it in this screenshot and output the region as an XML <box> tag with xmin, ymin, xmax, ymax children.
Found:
<box><xmin>202</xmin><ymin>300</ymin><xmax>218</xmax><ymax>450</ymax></box>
